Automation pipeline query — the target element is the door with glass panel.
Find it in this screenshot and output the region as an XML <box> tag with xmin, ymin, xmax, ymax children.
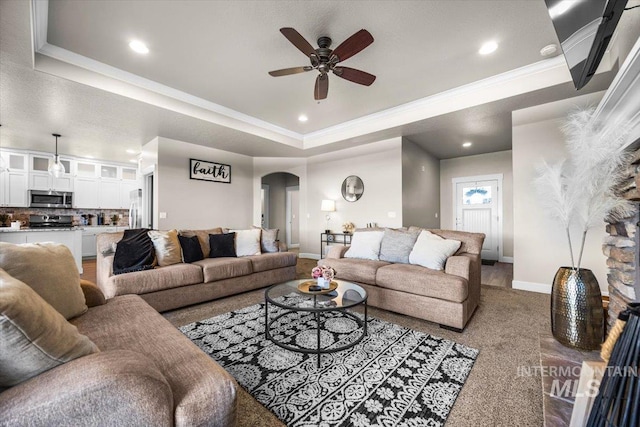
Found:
<box><xmin>454</xmin><ymin>178</ymin><xmax>499</xmax><ymax>260</ymax></box>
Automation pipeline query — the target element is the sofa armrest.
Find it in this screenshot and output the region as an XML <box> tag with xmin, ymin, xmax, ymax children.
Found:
<box><xmin>277</xmin><ymin>240</ymin><xmax>288</xmax><ymax>252</ymax></box>
<box><xmin>80</xmin><ymin>279</ymin><xmax>106</xmax><ymax>307</ymax></box>
<box><xmin>445</xmin><ymin>255</ymin><xmax>471</xmax><ymax>280</ymax></box>
<box><xmin>326</xmin><ymin>245</ymin><xmax>350</xmax><ymax>259</ymax></box>
<box><xmin>0</xmin><ymin>350</ymin><xmax>173</xmax><ymax>427</ymax></box>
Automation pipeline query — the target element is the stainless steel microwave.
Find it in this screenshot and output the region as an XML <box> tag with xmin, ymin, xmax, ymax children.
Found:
<box><xmin>29</xmin><ymin>190</ymin><xmax>73</xmax><ymax>209</ymax></box>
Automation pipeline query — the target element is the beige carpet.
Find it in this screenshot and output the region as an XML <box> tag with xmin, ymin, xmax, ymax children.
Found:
<box><xmin>164</xmin><ymin>257</ymin><xmax>547</xmax><ymax>426</ymax></box>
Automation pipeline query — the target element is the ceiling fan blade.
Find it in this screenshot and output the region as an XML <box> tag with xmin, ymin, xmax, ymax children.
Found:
<box><xmin>333</xmin><ymin>66</ymin><xmax>376</xmax><ymax>86</ymax></box>
<box><xmin>314</xmin><ymin>74</ymin><xmax>329</xmax><ymax>100</ymax></box>
<box><xmin>280</xmin><ymin>27</ymin><xmax>316</xmax><ymax>57</ymax></box>
<box><xmin>268</xmin><ymin>66</ymin><xmax>313</xmax><ymax>77</ymax></box>
<box><xmin>330</xmin><ymin>29</ymin><xmax>374</xmax><ymax>63</ymax></box>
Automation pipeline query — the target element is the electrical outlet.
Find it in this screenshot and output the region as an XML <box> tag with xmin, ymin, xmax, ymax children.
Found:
<box><xmin>388</xmin><ymin>211</ymin><xmax>396</xmax><ymax>218</ymax></box>
<box><xmin>435</xmin><ymin>213</ymin><xmax>438</xmax><ymax>218</ymax></box>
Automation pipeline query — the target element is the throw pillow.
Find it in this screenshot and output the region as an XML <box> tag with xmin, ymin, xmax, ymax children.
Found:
<box><xmin>0</xmin><ymin>269</ymin><xmax>99</xmax><ymax>388</ymax></box>
<box><xmin>178</xmin><ymin>235</ymin><xmax>204</xmax><ymax>263</ymax></box>
<box><xmin>231</xmin><ymin>229</ymin><xmax>262</xmax><ymax>256</ymax></box>
<box><xmin>0</xmin><ymin>242</ymin><xmax>87</xmax><ymax>320</ymax></box>
<box><xmin>113</xmin><ymin>228</ymin><xmax>156</xmax><ymax>275</ymax></box>
<box><xmin>209</xmin><ymin>233</ymin><xmax>237</xmax><ymax>258</ymax></box>
<box><xmin>344</xmin><ymin>230</ymin><xmax>385</xmax><ymax>261</ymax></box>
<box><xmin>409</xmin><ymin>230</ymin><xmax>461</xmax><ymax>270</ymax></box>
<box><xmin>178</xmin><ymin>228</ymin><xmax>222</xmax><ymax>258</ymax></box>
<box><xmin>148</xmin><ymin>229</ymin><xmax>182</xmax><ymax>267</ymax></box>
<box><xmin>253</xmin><ymin>226</ymin><xmax>280</xmax><ymax>253</ymax></box>
<box><xmin>379</xmin><ymin>228</ymin><xmax>420</xmax><ymax>264</ymax></box>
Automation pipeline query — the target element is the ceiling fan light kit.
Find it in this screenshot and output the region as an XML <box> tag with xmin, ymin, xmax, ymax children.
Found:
<box><xmin>269</xmin><ymin>27</ymin><xmax>376</xmax><ymax>100</ymax></box>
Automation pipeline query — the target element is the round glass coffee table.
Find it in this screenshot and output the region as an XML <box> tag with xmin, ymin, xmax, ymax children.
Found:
<box><xmin>265</xmin><ymin>279</ymin><xmax>368</xmax><ymax>368</ymax></box>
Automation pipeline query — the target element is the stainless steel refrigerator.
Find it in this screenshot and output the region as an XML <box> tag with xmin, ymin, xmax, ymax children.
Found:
<box><xmin>129</xmin><ymin>189</ymin><xmax>142</xmax><ymax>229</ymax></box>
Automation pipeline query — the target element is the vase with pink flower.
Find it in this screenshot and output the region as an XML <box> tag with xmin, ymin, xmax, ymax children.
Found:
<box><xmin>312</xmin><ymin>265</ymin><xmax>336</xmax><ymax>289</ymax></box>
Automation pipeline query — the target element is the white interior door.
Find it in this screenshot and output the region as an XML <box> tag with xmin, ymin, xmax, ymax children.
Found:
<box><xmin>261</xmin><ymin>184</ymin><xmax>270</xmax><ymax>228</ymax></box>
<box><xmin>454</xmin><ymin>177</ymin><xmax>501</xmax><ymax>260</ymax></box>
<box><xmin>286</xmin><ymin>186</ymin><xmax>299</xmax><ymax>247</ymax></box>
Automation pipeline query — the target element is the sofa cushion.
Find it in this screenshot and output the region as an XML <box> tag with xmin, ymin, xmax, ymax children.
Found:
<box><xmin>379</xmin><ymin>228</ymin><xmax>420</xmax><ymax>264</ymax></box>
<box><xmin>0</xmin><ymin>242</ymin><xmax>87</xmax><ymax>320</ymax></box>
<box><xmin>318</xmin><ymin>257</ymin><xmax>390</xmax><ymax>285</ymax></box>
<box><xmin>231</xmin><ymin>229</ymin><xmax>261</xmax><ymax>256</ymax></box>
<box><xmin>178</xmin><ymin>228</ymin><xmax>223</xmax><ymax>258</ymax></box>
<box><xmin>70</xmin><ymin>295</ymin><xmax>237</xmax><ymax>427</ymax></box>
<box><xmin>107</xmin><ymin>263</ymin><xmax>204</xmax><ymax>297</ymax></box>
<box><xmin>409</xmin><ymin>230</ymin><xmax>461</xmax><ymax>271</ymax></box>
<box><xmin>148</xmin><ymin>229</ymin><xmax>182</xmax><ymax>267</ymax></box>
<box><xmin>0</xmin><ymin>269</ymin><xmax>98</xmax><ymax>388</ymax></box>
<box><xmin>345</xmin><ymin>230</ymin><xmax>385</xmax><ymax>260</ymax></box>
<box><xmin>209</xmin><ymin>233</ymin><xmax>237</xmax><ymax>258</ymax></box>
<box><xmin>178</xmin><ymin>235</ymin><xmax>205</xmax><ymax>263</ymax></box>
<box><xmin>376</xmin><ymin>263</ymin><xmax>468</xmax><ymax>303</ymax></box>
<box><xmin>246</xmin><ymin>252</ymin><xmax>297</xmax><ymax>273</ymax></box>
<box><xmin>192</xmin><ymin>257</ymin><xmax>253</xmax><ymax>283</ymax></box>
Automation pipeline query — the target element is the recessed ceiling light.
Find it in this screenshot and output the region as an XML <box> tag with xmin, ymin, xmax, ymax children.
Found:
<box><xmin>540</xmin><ymin>44</ymin><xmax>558</xmax><ymax>57</ymax></box>
<box><xmin>126</xmin><ymin>149</ymin><xmax>138</xmax><ymax>154</ymax></box>
<box><xmin>548</xmin><ymin>0</ymin><xmax>576</xmax><ymax>19</ymax></box>
<box><xmin>129</xmin><ymin>159</ymin><xmax>138</xmax><ymax>163</ymax></box>
<box><xmin>129</xmin><ymin>40</ymin><xmax>149</xmax><ymax>54</ymax></box>
<box><xmin>298</xmin><ymin>115</ymin><xmax>308</xmax><ymax>122</ymax></box>
<box><xmin>479</xmin><ymin>41</ymin><xmax>498</xmax><ymax>55</ymax></box>
<box><xmin>462</xmin><ymin>142</ymin><xmax>473</xmax><ymax>148</ymax></box>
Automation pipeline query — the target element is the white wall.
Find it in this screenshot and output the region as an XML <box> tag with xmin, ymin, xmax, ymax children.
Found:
<box><xmin>306</xmin><ymin>138</ymin><xmax>403</xmax><ymax>257</ymax></box>
<box><xmin>402</xmin><ymin>138</ymin><xmax>440</xmax><ymax>228</ymax></box>
<box><xmin>156</xmin><ymin>137</ymin><xmax>253</xmax><ymax>230</ymax></box>
<box><xmin>512</xmin><ymin>91</ymin><xmax>609</xmax><ymax>293</ymax></box>
<box><xmin>440</xmin><ymin>150</ymin><xmax>514</xmax><ymax>258</ymax></box>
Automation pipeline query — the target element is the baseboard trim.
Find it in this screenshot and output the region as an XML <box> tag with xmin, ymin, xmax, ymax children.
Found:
<box><xmin>500</xmin><ymin>256</ymin><xmax>514</xmax><ymax>263</ymax></box>
<box><xmin>299</xmin><ymin>253</ymin><xmax>321</xmax><ymax>260</ymax></box>
<box><xmin>512</xmin><ymin>280</ymin><xmax>552</xmax><ymax>294</ymax></box>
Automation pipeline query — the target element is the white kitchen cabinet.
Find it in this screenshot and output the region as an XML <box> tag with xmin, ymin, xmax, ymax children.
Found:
<box><xmin>82</xmin><ymin>226</ymin><xmax>124</xmax><ymax>258</ymax></box>
<box><xmin>119</xmin><ymin>181</ymin><xmax>138</xmax><ymax>209</ymax></box>
<box><xmin>0</xmin><ymin>151</ymin><xmax>28</xmax><ymax>207</ymax></box>
<box><xmin>74</xmin><ymin>177</ymin><xmax>99</xmax><ymax>208</ymax></box>
<box><xmin>99</xmin><ymin>180</ymin><xmax>120</xmax><ymax>209</ymax></box>
<box><xmin>29</xmin><ymin>154</ymin><xmax>73</xmax><ymax>191</ymax></box>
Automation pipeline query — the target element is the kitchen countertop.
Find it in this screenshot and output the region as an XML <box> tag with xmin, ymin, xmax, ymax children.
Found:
<box><xmin>0</xmin><ymin>227</ymin><xmax>84</xmax><ymax>233</ymax></box>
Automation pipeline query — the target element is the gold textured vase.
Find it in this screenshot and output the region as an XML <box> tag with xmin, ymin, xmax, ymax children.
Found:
<box><xmin>551</xmin><ymin>267</ymin><xmax>604</xmax><ymax>350</ymax></box>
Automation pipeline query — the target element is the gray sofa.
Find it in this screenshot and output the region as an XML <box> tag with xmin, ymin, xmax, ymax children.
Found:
<box><xmin>96</xmin><ymin>230</ymin><xmax>297</xmax><ymax>312</ymax></box>
<box><xmin>0</xmin><ymin>258</ymin><xmax>237</xmax><ymax>426</ymax></box>
<box><xmin>319</xmin><ymin>229</ymin><xmax>485</xmax><ymax>331</ymax></box>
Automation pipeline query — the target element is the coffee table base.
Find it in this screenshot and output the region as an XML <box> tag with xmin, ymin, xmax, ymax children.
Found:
<box><xmin>265</xmin><ymin>297</ymin><xmax>368</xmax><ymax>368</ymax></box>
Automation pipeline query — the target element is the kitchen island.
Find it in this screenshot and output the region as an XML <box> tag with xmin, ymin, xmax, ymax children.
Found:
<box><xmin>0</xmin><ymin>228</ymin><xmax>83</xmax><ymax>273</ymax></box>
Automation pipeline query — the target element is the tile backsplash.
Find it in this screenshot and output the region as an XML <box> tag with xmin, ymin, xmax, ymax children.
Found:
<box><xmin>0</xmin><ymin>207</ymin><xmax>129</xmax><ymax>227</ymax></box>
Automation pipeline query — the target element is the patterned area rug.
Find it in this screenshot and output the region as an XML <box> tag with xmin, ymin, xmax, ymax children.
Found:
<box><xmin>180</xmin><ymin>294</ymin><xmax>478</xmax><ymax>427</ymax></box>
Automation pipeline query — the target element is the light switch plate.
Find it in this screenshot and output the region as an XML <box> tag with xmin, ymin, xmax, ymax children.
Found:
<box><xmin>159</xmin><ymin>212</ymin><xmax>167</xmax><ymax>219</ymax></box>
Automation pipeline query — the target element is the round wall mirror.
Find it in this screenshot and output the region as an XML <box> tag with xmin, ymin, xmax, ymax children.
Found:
<box><xmin>341</xmin><ymin>175</ymin><xmax>364</xmax><ymax>202</ymax></box>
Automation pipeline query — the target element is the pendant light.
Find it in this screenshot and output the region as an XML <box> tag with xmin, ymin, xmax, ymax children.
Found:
<box><xmin>0</xmin><ymin>124</ymin><xmax>7</xmax><ymax>174</ymax></box>
<box><xmin>48</xmin><ymin>133</ymin><xmax>65</xmax><ymax>178</ymax></box>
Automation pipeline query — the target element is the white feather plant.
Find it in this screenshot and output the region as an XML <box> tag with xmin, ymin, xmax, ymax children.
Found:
<box><xmin>534</xmin><ymin>108</ymin><xmax>633</xmax><ymax>271</ymax></box>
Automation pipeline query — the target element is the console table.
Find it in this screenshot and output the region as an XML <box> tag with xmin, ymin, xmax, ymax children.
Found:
<box><xmin>320</xmin><ymin>232</ymin><xmax>352</xmax><ymax>257</ymax></box>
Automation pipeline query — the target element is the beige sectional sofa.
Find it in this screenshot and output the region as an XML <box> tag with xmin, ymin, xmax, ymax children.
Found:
<box><xmin>96</xmin><ymin>230</ymin><xmax>297</xmax><ymax>312</ymax></box>
<box><xmin>0</xmin><ymin>245</ymin><xmax>236</xmax><ymax>427</ymax></box>
<box><xmin>319</xmin><ymin>229</ymin><xmax>485</xmax><ymax>331</ymax></box>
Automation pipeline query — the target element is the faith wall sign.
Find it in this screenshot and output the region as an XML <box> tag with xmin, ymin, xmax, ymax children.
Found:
<box><xmin>190</xmin><ymin>158</ymin><xmax>231</xmax><ymax>184</ymax></box>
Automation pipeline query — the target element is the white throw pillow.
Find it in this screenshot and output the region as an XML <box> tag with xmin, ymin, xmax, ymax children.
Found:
<box><xmin>232</xmin><ymin>229</ymin><xmax>261</xmax><ymax>257</ymax></box>
<box><xmin>409</xmin><ymin>230</ymin><xmax>461</xmax><ymax>270</ymax></box>
<box><xmin>345</xmin><ymin>231</ymin><xmax>384</xmax><ymax>261</ymax></box>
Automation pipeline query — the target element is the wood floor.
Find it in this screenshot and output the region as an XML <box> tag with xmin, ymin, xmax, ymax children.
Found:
<box><xmin>81</xmin><ymin>257</ymin><xmax>513</xmax><ymax>288</ymax></box>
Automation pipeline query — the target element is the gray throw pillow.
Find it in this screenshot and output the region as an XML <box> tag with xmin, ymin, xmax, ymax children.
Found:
<box><xmin>0</xmin><ymin>269</ymin><xmax>98</xmax><ymax>388</ymax></box>
<box><xmin>379</xmin><ymin>228</ymin><xmax>420</xmax><ymax>264</ymax></box>
<box><xmin>254</xmin><ymin>226</ymin><xmax>279</xmax><ymax>253</ymax></box>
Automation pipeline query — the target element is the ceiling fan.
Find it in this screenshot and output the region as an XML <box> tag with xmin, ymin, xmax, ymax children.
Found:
<box><xmin>268</xmin><ymin>27</ymin><xmax>376</xmax><ymax>100</ymax></box>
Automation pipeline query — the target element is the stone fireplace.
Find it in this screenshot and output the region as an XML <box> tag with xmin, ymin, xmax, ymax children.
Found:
<box><xmin>603</xmin><ymin>147</ymin><xmax>640</xmax><ymax>329</ymax></box>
